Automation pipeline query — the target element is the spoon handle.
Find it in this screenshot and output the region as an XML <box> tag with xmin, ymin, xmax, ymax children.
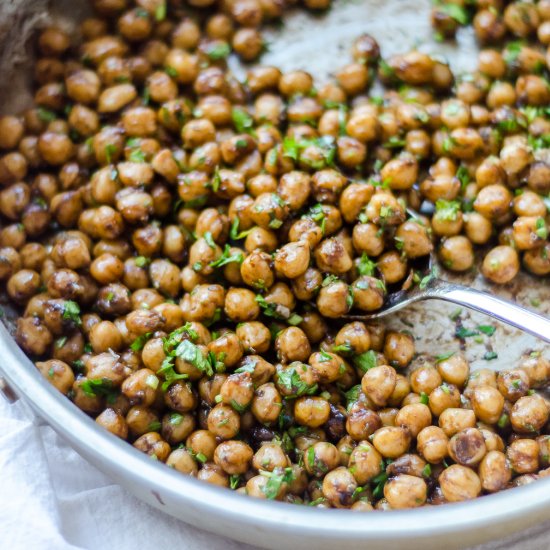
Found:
<box><xmin>426</xmin><ymin>280</ymin><xmax>550</xmax><ymax>344</ymax></box>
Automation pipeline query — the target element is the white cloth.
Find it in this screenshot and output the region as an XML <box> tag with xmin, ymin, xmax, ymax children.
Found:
<box><xmin>0</xmin><ymin>396</ymin><xmax>256</xmax><ymax>550</ymax></box>
<box><xmin>2</xmin><ymin>394</ymin><xmax>550</xmax><ymax>550</ymax></box>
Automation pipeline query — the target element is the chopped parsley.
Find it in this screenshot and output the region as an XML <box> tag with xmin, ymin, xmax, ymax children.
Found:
<box><xmin>206</xmin><ymin>42</ymin><xmax>231</xmax><ymax>61</ymax></box>
<box><xmin>229</xmin><ymin>475</ymin><xmax>241</xmax><ymax>490</ymax></box>
<box><xmin>357</xmin><ymin>253</ymin><xmax>376</xmax><ymax>277</ymax></box>
<box><xmin>229</xmin><ymin>218</ymin><xmax>254</xmax><ymax>240</ymax></box>
<box><xmin>203</xmin><ymin>231</ymin><xmax>216</xmax><ymax>249</ymax></box>
<box><xmin>439</xmin><ymin>2</ymin><xmax>469</xmax><ymax>24</ymax></box>
<box><xmin>383</xmin><ymin>136</ymin><xmax>406</xmax><ymax>149</ymax></box>
<box><xmin>535</xmin><ymin>218</ymin><xmax>548</xmax><ymax>240</ymax></box>
<box><xmin>371</xmin><ymin>470</ymin><xmax>388</xmax><ymax>500</ymax></box>
<box><xmin>104</xmin><ymin>143</ymin><xmax>117</xmax><ymax>164</ymax></box>
<box><xmin>418</xmin><ymin>266</ymin><xmax>438</xmax><ymax>290</ymax></box>
<box><xmin>55</xmin><ymin>336</ymin><xmax>67</xmax><ymax>349</ymax></box>
<box><xmin>353</xmin><ymin>350</ymin><xmax>377</xmax><ymax>374</ymax></box>
<box><xmin>130</xmin><ymin>332</ymin><xmax>153</xmax><ymax>352</ymax></box>
<box><xmin>435</xmin><ymin>352</ymin><xmax>455</xmax><ymax>363</ymax></box>
<box><xmin>128</xmin><ymin>147</ymin><xmax>146</xmax><ymax>163</ymax></box>
<box><xmin>282</xmin><ymin>136</ymin><xmax>336</xmax><ymax>169</ymax></box>
<box><xmin>455</xmin><ymin>327</ymin><xmax>479</xmax><ymax>339</ymax></box>
<box><xmin>210</xmin><ymin>166</ymin><xmax>221</xmax><ymax>192</ymax></box>
<box><xmin>175</xmin><ymin>339</ymin><xmax>214</xmax><ymax>376</ymax></box>
<box><xmin>435</xmin><ymin>199</ymin><xmax>461</xmax><ymax>221</ymax></box>
<box><xmin>303</xmin><ymin>203</ymin><xmax>326</xmax><ymax>234</ymax></box>
<box><xmin>260</xmin><ymin>467</ymin><xmax>295</xmax><ymax>500</ymax></box>
<box><xmin>477</xmin><ymin>325</ymin><xmax>496</xmax><ymax>336</ymax></box>
<box><xmin>62</xmin><ymin>301</ymin><xmax>81</xmax><ymax>325</ymax></box>
<box><xmin>80</xmin><ymin>378</ymin><xmax>118</xmax><ymax>403</ymax></box>
<box><xmin>231</xmin><ymin>108</ymin><xmax>255</xmax><ymax>134</ymax></box>
<box><xmin>37</xmin><ymin>107</ymin><xmax>57</xmax><ymax>122</ymax></box>
<box><xmin>277</xmin><ymin>367</ymin><xmax>317</xmax><ymax>397</ymax></box>
<box><xmin>344</xmin><ymin>385</ymin><xmax>362</xmax><ymax>411</ymax></box>
<box><xmin>155</xmin><ymin>2</ymin><xmax>166</xmax><ymax>21</ymax></box>
<box><xmin>209</xmin><ymin>244</ymin><xmax>244</xmax><ymax>268</ymax></box>
<box><xmin>483</xmin><ymin>351</ymin><xmax>498</xmax><ymax>361</ymax></box>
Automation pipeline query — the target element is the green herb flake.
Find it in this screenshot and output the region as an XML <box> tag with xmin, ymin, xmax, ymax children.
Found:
<box><xmin>147</xmin><ymin>420</ymin><xmax>161</xmax><ymax>432</ymax></box>
<box><xmin>497</xmin><ymin>413</ymin><xmax>509</xmax><ymax>429</ymax></box>
<box><xmin>37</xmin><ymin>107</ymin><xmax>57</xmax><ymax>123</ymax></box>
<box><xmin>383</xmin><ymin>136</ymin><xmax>406</xmax><ymax>149</ymax></box>
<box><xmin>260</xmin><ymin>467</ymin><xmax>295</xmax><ymax>500</ymax></box>
<box><xmin>287</xmin><ymin>313</ymin><xmax>303</xmax><ymax>326</ymax></box>
<box><xmin>455</xmin><ymin>327</ymin><xmax>479</xmax><ymax>339</ymax></box>
<box><xmin>104</xmin><ymin>143</ymin><xmax>117</xmax><ymax>164</ymax></box>
<box><xmin>129</xmin><ymin>147</ymin><xmax>146</xmax><ymax>163</ymax></box>
<box><xmin>435</xmin><ymin>199</ymin><xmax>461</xmax><ymax>221</ymax></box>
<box><xmin>483</xmin><ymin>351</ymin><xmax>498</xmax><ymax>361</ymax></box>
<box><xmin>419</xmin><ymin>266</ymin><xmax>438</xmax><ymax>290</ymax></box>
<box><xmin>535</xmin><ymin>218</ymin><xmax>548</xmax><ymax>240</ymax></box>
<box><xmin>155</xmin><ymin>2</ymin><xmax>166</xmax><ymax>21</ymax></box>
<box><xmin>256</xmin><ymin>295</ymin><xmax>284</xmax><ymax>320</ymax></box>
<box><xmin>345</xmin><ymin>385</ymin><xmax>361</xmax><ymax>411</ymax></box>
<box><xmin>130</xmin><ymin>332</ymin><xmax>153</xmax><ymax>352</ymax></box>
<box><xmin>80</xmin><ymin>378</ymin><xmax>118</xmax><ymax>401</ymax></box>
<box><xmin>55</xmin><ymin>336</ymin><xmax>67</xmax><ymax>349</ymax></box>
<box><xmin>435</xmin><ymin>352</ymin><xmax>455</xmax><ymax>363</ymax></box>
<box><xmin>62</xmin><ymin>301</ymin><xmax>82</xmax><ymax>325</ymax></box>
<box><xmin>232</xmin><ymin>107</ymin><xmax>255</xmax><ymax>134</ymax></box>
<box><xmin>203</xmin><ymin>231</ymin><xmax>216</xmax><ymax>249</ymax></box>
<box><xmin>229</xmin><ymin>474</ymin><xmax>241</xmax><ymax>490</ymax></box>
<box><xmin>169</xmin><ymin>413</ymin><xmax>184</xmax><ymax>426</ymax></box>
<box><xmin>175</xmin><ymin>339</ymin><xmax>214</xmax><ymax>377</ymax></box>
<box><xmin>207</xmin><ymin>42</ymin><xmax>231</xmax><ymax>61</ymax></box>
<box><xmin>209</xmin><ymin>244</ymin><xmax>244</xmax><ymax>269</ymax></box>
<box><xmin>353</xmin><ymin>350</ymin><xmax>377</xmax><ymax>374</ymax></box>
<box><xmin>357</xmin><ymin>253</ymin><xmax>376</xmax><ymax>277</ymax></box>
<box><xmin>229</xmin><ymin>218</ymin><xmax>253</xmax><ymax>240</ymax></box>
<box><xmin>277</xmin><ymin>367</ymin><xmax>317</xmax><ymax>398</ymax></box>
<box><xmin>440</xmin><ymin>3</ymin><xmax>469</xmax><ymax>25</ymax></box>
<box><xmin>135</xmin><ymin>256</ymin><xmax>150</xmax><ymax>268</ymax></box>
<box><xmin>268</xmin><ymin>218</ymin><xmax>283</xmax><ymax>229</ymax></box>
<box><xmin>477</xmin><ymin>325</ymin><xmax>496</xmax><ymax>336</ymax></box>
<box><xmin>230</xmin><ymin>399</ymin><xmax>247</xmax><ymax>414</ymax></box>
<box><xmin>195</xmin><ymin>451</ymin><xmax>207</xmax><ymax>463</ymax></box>
<box><xmin>449</xmin><ymin>308</ymin><xmax>463</xmax><ymax>321</ymax></box>
<box><xmin>419</xmin><ymin>392</ymin><xmax>429</xmax><ymax>405</ymax></box>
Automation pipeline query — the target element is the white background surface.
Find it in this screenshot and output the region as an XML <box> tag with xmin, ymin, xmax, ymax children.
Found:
<box><xmin>2</xmin><ymin>392</ymin><xmax>550</xmax><ymax>550</ymax></box>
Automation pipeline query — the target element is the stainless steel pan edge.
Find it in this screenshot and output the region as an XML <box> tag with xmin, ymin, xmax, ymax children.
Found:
<box><xmin>1</xmin><ymin>323</ymin><xmax>550</xmax><ymax>549</ymax></box>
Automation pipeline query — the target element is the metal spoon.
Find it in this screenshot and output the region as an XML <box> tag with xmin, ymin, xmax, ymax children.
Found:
<box><xmin>343</xmin><ymin>246</ymin><xmax>550</xmax><ymax>344</ymax></box>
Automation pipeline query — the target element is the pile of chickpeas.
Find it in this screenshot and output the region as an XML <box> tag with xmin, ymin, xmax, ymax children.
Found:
<box><xmin>0</xmin><ymin>0</ymin><xmax>549</xmax><ymax>510</ymax></box>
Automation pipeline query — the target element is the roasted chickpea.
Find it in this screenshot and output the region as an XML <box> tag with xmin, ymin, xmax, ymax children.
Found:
<box><xmin>372</xmin><ymin>427</ymin><xmax>411</xmax><ymax>459</ymax></box>
<box><xmin>439</xmin><ymin>464</ymin><xmax>481</xmax><ymax>502</ymax></box>
<box><xmin>507</xmin><ymin>439</ymin><xmax>540</xmax><ymax>474</ymax></box>
<box><xmin>417</xmin><ymin>426</ymin><xmax>449</xmax><ymax>464</ymax></box>
<box><xmin>481</xmin><ymin>246</ymin><xmax>520</xmax><ymax>284</ymax></box>
<box><xmin>479</xmin><ymin>450</ymin><xmax>511</xmax><ymax>493</ymax></box>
